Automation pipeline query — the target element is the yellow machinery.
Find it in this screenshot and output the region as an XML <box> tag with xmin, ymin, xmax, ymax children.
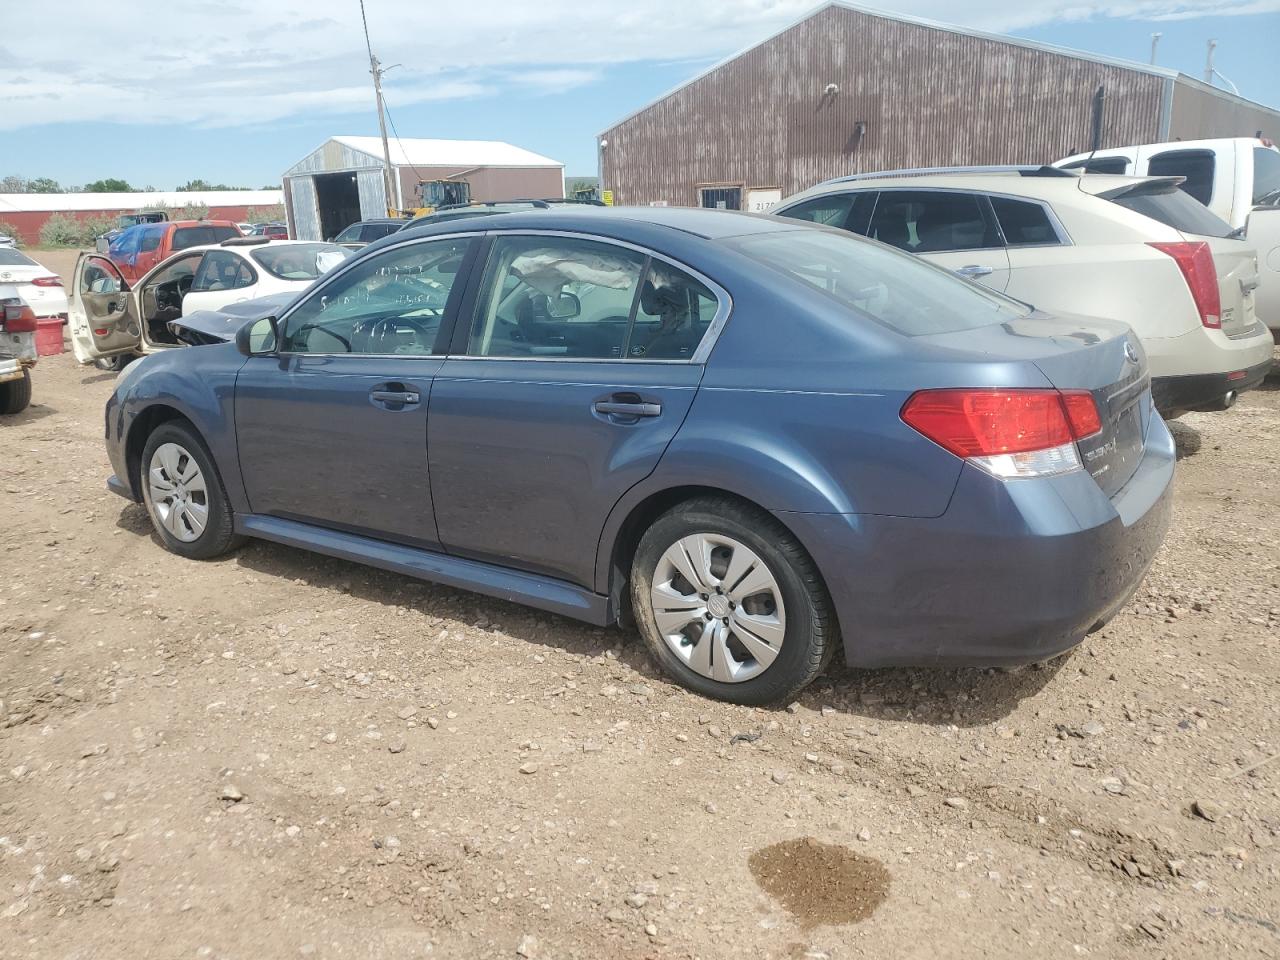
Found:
<box><xmin>400</xmin><ymin>179</ymin><xmax>472</xmax><ymax>218</ymax></box>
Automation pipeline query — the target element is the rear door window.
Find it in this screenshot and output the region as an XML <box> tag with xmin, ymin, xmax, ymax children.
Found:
<box><xmin>1147</xmin><ymin>149</ymin><xmax>1215</xmax><ymax>206</ymax></box>
<box><xmin>1253</xmin><ymin>147</ymin><xmax>1280</xmax><ymax>205</ymax></box>
<box><xmin>191</xmin><ymin>251</ymin><xmax>255</xmax><ymax>292</ymax></box>
<box><xmin>866</xmin><ymin>191</ymin><xmax>998</xmax><ymax>252</ymax></box>
<box><xmin>775</xmin><ymin>192</ymin><xmax>875</xmax><ymax>233</ymax></box>
<box><xmin>139</xmin><ymin>227</ymin><xmax>163</xmax><ymax>252</ymax></box>
<box><xmin>172</xmin><ymin>225</ymin><xmax>240</xmax><ymax>251</ymax></box>
<box><xmin>989</xmin><ymin>197</ymin><xmax>1062</xmax><ymax>246</ymax></box>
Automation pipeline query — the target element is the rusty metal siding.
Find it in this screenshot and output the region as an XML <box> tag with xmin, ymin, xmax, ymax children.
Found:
<box><xmin>601</xmin><ymin>5</ymin><xmax>1166</xmax><ymax>205</ymax></box>
<box><xmin>1169</xmin><ymin>79</ymin><xmax>1280</xmax><ymax>142</ymax></box>
<box><xmin>395</xmin><ymin>167</ymin><xmax>564</xmax><ymax>206</ymax></box>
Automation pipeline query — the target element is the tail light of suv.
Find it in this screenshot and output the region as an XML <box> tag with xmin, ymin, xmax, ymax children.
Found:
<box><xmin>1148</xmin><ymin>241</ymin><xmax>1221</xmax><ymax>329</ymax></box>
<box><xmin>1</xmin><ymin>298</ymin><xmax>38</xmax><ymax>333</ymax></box>
<box><xmin>902</xmin><ymin>388</ymin><xmax>1102</xmax><ymax>479</ymax></box>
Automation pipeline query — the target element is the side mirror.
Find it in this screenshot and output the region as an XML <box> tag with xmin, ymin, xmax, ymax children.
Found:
<box><xmin>236</xmin><ymin>316</ymin><xmax>279</xmax><ymax>356</ymax></box>
<box><xmin>543</xmin><ymin>291</ymin><xmax>581</xmax><ymax>320</ymax></box>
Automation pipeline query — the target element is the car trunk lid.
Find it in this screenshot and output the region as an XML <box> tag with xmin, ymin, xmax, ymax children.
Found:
<box><xmin>916</xmin><ymin>313</ymin><xmax>1149</xmax><ymax>498</ymax></box>
<box><xmin>1197</xmin><ymin>234</ymin><xmax>1259</xmax><ymax>337</ymax></box>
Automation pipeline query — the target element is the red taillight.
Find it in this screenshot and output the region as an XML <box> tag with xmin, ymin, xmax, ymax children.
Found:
<box><xmin>1060</xmin><ymin>390</ymin><xmax>1102</xmax><ymax>438</ymax></box>
<box><xmin>1148</xmin><ymin>241</ymin><xmax>1221</xmax><ymax>329</ymax></box>
<box><xmin>902</xmin><ymin>388</ymin><xmax>1102</xmax><ymax>479</ymax></box>
<box><xmin>30</xmin><ymin>275</ymin><xmax>62</xmax><ymax>287</ymax></box>
<box><xmin>1</xmin><ymin>299</ymin><xmax>38</xmax><ymax>333</ymax></box>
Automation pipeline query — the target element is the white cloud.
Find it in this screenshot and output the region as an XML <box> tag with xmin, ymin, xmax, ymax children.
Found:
<box><xmin>0</xmin><ymin>0</ymin><xmax>1273</xmax><ymax>130</ymax></box>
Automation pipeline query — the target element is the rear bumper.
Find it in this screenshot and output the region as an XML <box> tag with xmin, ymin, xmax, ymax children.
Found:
<box><xmin>778</xmin><ymin>415</ymin><xmax>1175</xmax><ymax>669</ymax></box>
<box><xmin>1151</xmin><ymin>356</ymin><xmax>1273</xmax><ymax>416</ymax></box>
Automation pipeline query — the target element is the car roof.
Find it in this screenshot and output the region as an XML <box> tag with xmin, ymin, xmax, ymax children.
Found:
<box><xmin>396</xmin><ymin>206</ymin><xmax>800</xmax><ymax>242</ymax></box>
<box><xmin>784</xmin><ymin>172</ymin><xmax>1175</xmax><ymax>204</ymax></box>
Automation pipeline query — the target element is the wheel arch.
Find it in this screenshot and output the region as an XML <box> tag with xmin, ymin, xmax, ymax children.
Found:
<box><xmin>124</xmin><ymin>403</ymin><xmax>195</xmax><ymax>498</ymax></box>
<box><xmin>598</xmin><ymin>483</ymin><xmax>837</xmax><ymax>637</ymax></box>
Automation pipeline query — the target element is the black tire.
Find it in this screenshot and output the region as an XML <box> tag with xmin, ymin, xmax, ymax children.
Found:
<box><xmin>94</xmin><ymin>354</ymin><xmax>136</xmax><ymax>372</ymax></box>
<box><xmin>0</xmin><ymin>369</ymin><xmax>32</xmax><ymax>415</ymax></box>
<box><xmin>140</xmin><ymin>420</ymin><xmax>243</xmax><ymax>560</ymax></box>
<box><xmin>630</xmin><ymin>496</ymin><xmax>837</xmax><ymax>705</ymax></box>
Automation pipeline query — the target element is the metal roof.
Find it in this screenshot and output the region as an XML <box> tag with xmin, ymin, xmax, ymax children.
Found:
<box><xmin>332</xmin><ymin>136</ymin><xmax>562</xmax><ymax>170</ymax></box>
<box><xmin>0</xmin><ymin>190</ymin><xmax>283</xmax><ymax>214</ymax></box>
<box><xmin>600</xmin><ymin>0</ymin><xmax>1275</xmax><ymax>134</ymax></box>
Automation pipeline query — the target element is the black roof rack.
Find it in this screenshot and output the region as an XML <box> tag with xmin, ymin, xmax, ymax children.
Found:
<box><xmin>220</xmin><ymin>236</ymin><xmax>272</xmax><ymax>247</ymax></box>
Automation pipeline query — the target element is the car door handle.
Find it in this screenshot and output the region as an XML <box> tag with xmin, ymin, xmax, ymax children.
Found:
<box><xmin>370</xmin><ymin>389</ymin><xmax>420</xmax><ymax>405</ymax></box>
<box><xmin>956</xmin><ymin>264</ymin><xmax>994</xmax><ymax>279</ymax></box>
<box><xmin>594</xmin><ymin>400</ymin><xmax>662</xmax><ymax>418</ymax></box>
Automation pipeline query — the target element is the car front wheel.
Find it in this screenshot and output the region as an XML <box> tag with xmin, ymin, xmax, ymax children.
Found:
<box><xmin>140</xmin><ymin>421</ymin><xmax>242</xmax><ymax>560</ymax></box>
<box><xmin>631</xmin><ymin>497</ymin><xmax>836</xmax><ymax>705</ymax></box>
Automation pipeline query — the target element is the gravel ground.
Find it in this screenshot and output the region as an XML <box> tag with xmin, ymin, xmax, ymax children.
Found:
<box><xmin>2</xmin><ymin>250</ymin><xmax>1279</xmax><ymax>959</ymax></box>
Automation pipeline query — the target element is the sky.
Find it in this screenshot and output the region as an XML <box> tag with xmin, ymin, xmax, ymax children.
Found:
<box><xmin>2</xmin><ymin>0</ymin><xmax>1277</xmax><ymax>188</ymax></box>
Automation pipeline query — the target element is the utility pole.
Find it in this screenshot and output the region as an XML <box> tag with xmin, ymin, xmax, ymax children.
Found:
<box><xmin>360</xmin><ymin>0</ymin><xmax>399</xmax><ymax>216</ymax></box>
<box><xmin>1149</xmin><ymin>32</ymin><xmax>1161</xmax><ymax>65</ymax></box>
<box><xmin>1204</xmin><ymin>39</ymin><xmax>1217</xmax><ymax>83</ymax></box>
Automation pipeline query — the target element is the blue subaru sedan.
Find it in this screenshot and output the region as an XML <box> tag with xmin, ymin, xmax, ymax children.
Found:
<box><xmin>101</xmin><ymin>208</ymin><xmax>1173</xmax><ymax>704</ymax></box>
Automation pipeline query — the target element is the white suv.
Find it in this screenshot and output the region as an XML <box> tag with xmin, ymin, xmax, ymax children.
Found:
<box><xmin>772</xmin><ymin>168</ymin><xmax>1274</xmax><ymax>416</ymax></box>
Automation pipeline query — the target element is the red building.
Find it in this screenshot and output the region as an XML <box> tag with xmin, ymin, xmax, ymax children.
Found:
<box><xmin>0</xmin><ymin>190</ymin><xmax>284</xmax><ymax>245</ymax></box>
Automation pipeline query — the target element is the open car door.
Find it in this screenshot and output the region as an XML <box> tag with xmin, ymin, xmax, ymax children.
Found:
<box><xmin>68</xmin><ymin>254</ymin><xmax>141</xmax><ymax>363</ymax></box>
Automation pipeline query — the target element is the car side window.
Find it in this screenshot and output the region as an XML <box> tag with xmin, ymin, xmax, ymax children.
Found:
<box><xmin>867</xmin><ymin>191</ymin><xmax>998</xmax><ymax>252</ymax></box>
<box><xmin>82</xmin><ymin>258</ymin><xmax>125</xmax><ymax>295</ymax></box>
<box><xmin>139</xmin><ymin>227</ymin><xmax>163</xmax><ymax>253</ymax></box>
<box><xmin>1252</xmin><ymin>148</ymin><xmax>1280</xmax><ymax>204</ymax></box>
<box><xmin>777</xmin><ymin>192</ymin><xmax>875</xmax><ymax>233</ymax></box>
<box><xmin>335</xmin><ymin>224</ymin><xmax>359</xmax><ymax>243</ymax></box>
<box><xmin>278</xmin><ymin>237</ymin><xmax>471</xmax><ymax>356</ymax></box>
<box><xmin>468</xmin><ymin>236</ymin><xmax>647</xmax><ymax>360</ymax></box>
<box><xmin>1147</xmin><ymin>149</ymin><xmax>1215</xmax><ymax>206</ymax></box>
<box><xmin>989</xmin><ymin>197</ymin><xmax>1061</xmax><ymax>246</ymax></box>
<box><xmin>191</xmin><ymin>251</ymin><xmax>255</xmax><ymax>292</ymax></box>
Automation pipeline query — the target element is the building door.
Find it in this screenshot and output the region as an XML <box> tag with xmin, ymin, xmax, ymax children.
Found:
<box><xmin>699</xmin><ymin>186</ymin><xmax>742</xmax><ymax>210</ymax></box>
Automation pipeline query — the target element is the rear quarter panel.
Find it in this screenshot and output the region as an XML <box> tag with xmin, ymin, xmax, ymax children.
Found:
<box><xmin>1245</xmin><ymin>206</ymin><xmax>1280</xmax><ymax>331</ymax></box>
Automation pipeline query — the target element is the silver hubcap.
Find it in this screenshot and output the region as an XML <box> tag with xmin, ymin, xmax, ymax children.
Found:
<box><xmin>147</xmin><ymin>442</ymin><xmax>209</xmax><ymax>543</ymax></box>
<box><xmin>650</xmin><ymin>533</ymin><xmax>786</xmax><ymax>684</ymax></box>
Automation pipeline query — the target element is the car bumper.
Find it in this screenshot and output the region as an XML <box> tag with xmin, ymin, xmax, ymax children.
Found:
<box><xmin>1151</xmin><ymin>356</ymin><xmax>1273</xmax><ymax>416</ymax></box>
<box><xmin>777</xmin><ymin>414</ymin><xmax>1175</xmax><ymax>669</ymax></box>
<box><xmin>1144</xmin><ymin>321</ymin><xmax>1274</xmax><ymax>380</ymax></box>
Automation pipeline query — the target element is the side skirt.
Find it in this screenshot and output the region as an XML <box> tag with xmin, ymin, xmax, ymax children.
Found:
<box><xmin>235</xmin><ymin>514</ymin><xmax>614</xmax><ymax>626</ymax></box>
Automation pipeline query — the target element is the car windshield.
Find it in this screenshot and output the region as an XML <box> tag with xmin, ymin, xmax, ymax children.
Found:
<box><xmin>1108</xmin><ymin>185</ymin><xmax>1234</xmax><ymax>238</ymax></box>
<box><xmin>723</xmin><ymin>228</ymin><xmax>1028</xmax><ymax>336</ymax></box>
<box><xmin>251</xmin><ymin>243</ymin><xmax>352</xmax><ymax>280</ymax></box>
<box><xmin>0</xmin><ymin>249</ymin><xmax>37</xmax><ymax>267</ymax></box>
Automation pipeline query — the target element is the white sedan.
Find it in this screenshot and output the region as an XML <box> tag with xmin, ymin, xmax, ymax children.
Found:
<box><xmin>0</xmin><ymin>247</ymin><xmax>69</xmax><ymax>319</ymax></box>
<box><xmin>69</xmin><ymin>238</ymin><xmax>351</xmax><ymax>365</ymax></box>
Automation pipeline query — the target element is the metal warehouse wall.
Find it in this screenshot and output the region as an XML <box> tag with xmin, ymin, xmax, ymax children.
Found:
<box><xmin>395</xmin><ymin>167</ymin><xmax>564</xmax><ymax>206</ymax></box>
<box><xmin>601</xmin><ymin>5</ymin><xmax>1167</xmax><ymax>205</ymax></box>
<box><xmin>1169</xmin><ymin>79</ymin><xmax>1280</xmax><ymax>142</ymax></box>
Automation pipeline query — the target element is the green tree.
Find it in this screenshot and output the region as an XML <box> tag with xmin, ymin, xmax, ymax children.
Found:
<box><xmin>0</xmin><ymin>220</ymin><xmax>25</xmax><ymax>247</ymax></box>
<box><xmin>245</xmin><ymin>204</ymin><xmax>286</xmax><ymax>225</ymax></box>
<box><xmin>1</xmin><ymin>175</ymin><xmax>27</xmax><ymax>192</ymax></box>
<box><xmin>27</xmin><ymin>177</ymin><xmax>62</xmax><ymax>193</ymax></box>
<box><xmin>84</xmin><ymin>178</ymin><xmax>133</xmax><ymax>193</ymax></box>
<box><xmin>178</xmin><ymin>179</ymin><xmax>249</xmax><ymax>191</ymax></box>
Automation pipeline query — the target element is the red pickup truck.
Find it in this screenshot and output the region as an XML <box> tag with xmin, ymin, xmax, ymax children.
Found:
<box><xmin>106</xmin><ymin>220</ymin><xmax>240</xmax><ymax>283</ymax></box>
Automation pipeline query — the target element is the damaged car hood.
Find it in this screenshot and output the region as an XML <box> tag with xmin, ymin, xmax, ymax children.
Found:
<box><xmin>168</xmin><ymin>292</ymin><xmax>297</xmax><ymax>345</ymax></box>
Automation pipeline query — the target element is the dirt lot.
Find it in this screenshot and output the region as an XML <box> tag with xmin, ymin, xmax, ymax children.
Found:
<box><xmin>3</xmin><ymin>249</ymin><xmax>1280</xmax><ymax>959</ymax></box>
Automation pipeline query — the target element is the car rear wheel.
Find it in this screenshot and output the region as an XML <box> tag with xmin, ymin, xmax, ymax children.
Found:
<box><xmin>0</xmin><ymin>369</ymin><xmax>32</xmax><ymax>415</ymax></box>
<box><xmin>141</xmin><ymin>421</ymin><xmax>242</xmax><ymax>560</ymax></box>
<box><xmin>631</xmin><ymin>497</ymin><xmax>836</xmax><ymax>705</ymax></box>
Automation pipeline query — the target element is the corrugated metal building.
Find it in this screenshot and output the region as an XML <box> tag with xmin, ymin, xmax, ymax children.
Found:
<box><xmin>0</xmin><ymin>190</ymin><xmax>283</xmax><ymax>246</ymax></box>
<box><xmin>283</xmin><ymin>136</ymin><xmax>564</xmax><ymax>240</ymax></box>
<box><xmin>599</xmin><ymin>1</ymin><xmax>1280</xmax><ymax>209</ymax></box>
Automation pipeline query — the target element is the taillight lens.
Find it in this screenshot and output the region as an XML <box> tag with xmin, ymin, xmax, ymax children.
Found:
<box><xmin>1148</xmin><ymin>241</ymin><xmax>1221</xmax><ymax>329</ymax></box>
<box><xmin>1</xmin><ymin>298</ymin><xmax>39</xmax><ymax>333</ymax></box>
<box><xmin>30</xmin><ymin>275</ymin><xmax>62</xmax><ymax>288</ymax></box>
<box><xmin>901</xmin><ymin>388</ymin><xmax>1102</xmax><ymax>479</ymax></box>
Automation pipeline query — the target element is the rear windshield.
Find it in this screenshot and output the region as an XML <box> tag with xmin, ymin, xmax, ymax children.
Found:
<box><xmin>1108</xmin><ymin>186</ymin><xmax>1234</xmax><ymax>238</ymax></box>
<box><xmin>172</xmin><ymin>225</ymin><xmax>240</xmax><ymax>251</ymax></box>
<box><xmin>251</xmin><ymin>243</ymin><xmax>352</xmax><ymax>280</ymax></box>
<box><xmin>0</xmin><ymin>249</ymin><xmax>37</xmax><ymax>267</ymax></box>
<box><xmin>723</xmin><ymin>229</ymin><xmax>1028</xmax><ymax>336</ymax></box>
